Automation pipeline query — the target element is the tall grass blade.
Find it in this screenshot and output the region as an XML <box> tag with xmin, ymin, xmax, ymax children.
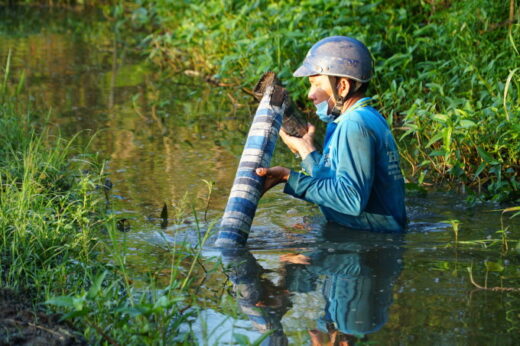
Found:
<box><xmin>503</xmin><ymin>68</ymin><xmax>518</xmax><ymax>121</ymax></box>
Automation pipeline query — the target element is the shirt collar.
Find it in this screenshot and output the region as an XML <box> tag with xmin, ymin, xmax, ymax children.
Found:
<box><xmin>333</xmin><ymin>97</ymin><xmax>371</xmax><ymax>124</ymax></box>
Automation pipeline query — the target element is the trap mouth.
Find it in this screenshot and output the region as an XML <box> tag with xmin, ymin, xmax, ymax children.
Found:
<box><xmin>253</xmin><ymin>71</ymin><xmax>282</xmax><ymax>101</ymax></box>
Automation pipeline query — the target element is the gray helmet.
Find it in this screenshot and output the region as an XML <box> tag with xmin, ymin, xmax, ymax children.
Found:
<box><xmin>293</xmin><ymin>36</ymin><xmax>373</xmax><ymax>82</ymax></box>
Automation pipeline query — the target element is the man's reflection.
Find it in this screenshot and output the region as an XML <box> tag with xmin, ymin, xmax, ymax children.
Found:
<box><xmin>221</xmin><ymin>249</ymin><xmax>290</xmax><ymax>346</ymax></box>
<box><xmin>221</xmin><ymin>225</ymin><xmax>404</xmax><ymax>345</ymax></box>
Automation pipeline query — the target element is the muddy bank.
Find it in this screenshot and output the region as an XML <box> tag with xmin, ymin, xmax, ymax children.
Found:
<box><xmin>0</xmin><ymin>289</ymin><xmax>85</xmax><ymax>345</ymax></box>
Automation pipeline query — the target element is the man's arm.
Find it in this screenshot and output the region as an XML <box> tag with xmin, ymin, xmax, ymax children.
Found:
<box><xmin>284</xmin><ymin>120</ymin><xmax>375</xmax><ymax>216</ymax></box>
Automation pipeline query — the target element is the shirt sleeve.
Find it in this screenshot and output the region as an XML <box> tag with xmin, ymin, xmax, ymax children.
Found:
<box><xmin>283</xmin><ymin>120</ymin><xmax>375</xmax><ymax>216</ymax></box>
<box><xmin>301</xmin><ymin>150</ymin><xmax>322</xmax><ymax>176</ymax></box>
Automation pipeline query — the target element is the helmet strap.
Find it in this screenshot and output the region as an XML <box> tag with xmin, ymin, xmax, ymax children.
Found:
<box><xmin>328</xmin><ymin>76</ymin><xmax>360</xmax><ymax>119</ymax></box>
<box><xmin>328</xmin><ymin>76</ymin><xmax>344</xmax><ymax>118</ymax></box>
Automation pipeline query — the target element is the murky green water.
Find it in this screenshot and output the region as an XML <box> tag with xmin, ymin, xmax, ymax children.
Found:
<box><xmin>2</xmin><ymin>7</ymin><xmax>519</xmax><ymax>345</ymax></box>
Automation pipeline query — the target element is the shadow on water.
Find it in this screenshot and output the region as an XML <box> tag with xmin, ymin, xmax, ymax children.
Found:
<box><xmin>1</xmin><ymin>6</ymin><xmax>519</xmax><ymax>345</ymax></box>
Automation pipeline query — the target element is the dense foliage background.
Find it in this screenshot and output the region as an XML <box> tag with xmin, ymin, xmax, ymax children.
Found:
<box><xmin>127</xmin><ymin>0</ymin><xmax>519</xmax><ymax>202</ymax></box>
<box><xmin>2</xmin><ymin>0</ymin><xmax>518</xmax><ymax>201</ymax></box>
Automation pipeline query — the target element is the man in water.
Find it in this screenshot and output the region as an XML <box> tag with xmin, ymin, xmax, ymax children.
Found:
<box><xmin>256</xmin><ymin>36</ymin><xmax>407</xmax><ymax>232</ymax></box>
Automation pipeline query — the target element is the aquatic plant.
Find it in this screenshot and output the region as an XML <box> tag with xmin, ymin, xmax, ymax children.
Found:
<box><xmin>443</xmin><ymin>219</ymin><xmax>461</xmax><ymax>244</ymax></box>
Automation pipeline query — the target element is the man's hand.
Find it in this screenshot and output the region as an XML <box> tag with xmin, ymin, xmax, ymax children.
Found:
<box><xmin>280</xmin><ymin>253</ymin><xmax>311</xmax><ymax>265</ymax></box>
<box><xmin>255</xmin><ymin>166</ymin><xmax>290</xmax><ymax>196</ymax></box>
<box><xmin>280</xmin><ymin>123</ymin><xmax>316</xmax><ymax>159</ymax></box>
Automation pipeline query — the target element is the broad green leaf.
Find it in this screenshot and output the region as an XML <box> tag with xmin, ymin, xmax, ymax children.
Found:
<box><xmin>474</xmin><ymin>162</ymin><xmax>487</xmax><ymax>178</ymax></box>
<box><xmin>46</xmin><ymin>296</ymin><xmax>74</xmax><ymax>308</ymax></box>
<box><xmin>503</xmin><ymin>68</ymin><xmax>518</xmax><ymax>121</ymax></box>
<box><xmin>429</xmin><ymin>149</ymin><xmax>447</xmax><ymax>157</ymax></box>
<box><xmin>153</xmin><ymin>295</ymin><xmax>171</xmax><ymax>309</ymax></box>
<box><xmin>116</xmin><ymin>307</ymin><xmax>144</xmax><ymax>317</ymax></box>
<box><xmin>458</xmin><ymin>120</ymin><xmax>476</xmax><ymax>128</ymax></box>
<box><xmin>62</xmin><ymin>310</ymin><xmax>88</xmax><ymax>321</ymax></box>
<box><xmin>455</xmin><ymin>108</ymin><xmax>469</xmax><ymax>117</ymax></box>
<box><xmin>426</xmin><ymin>133</ymin><xmax>444</xmax><ymax>148</ymax></box>
<box><xmin>88</xmin><ymin>271</ymin><xmax>108</xmax><ymax>299</ymax></box>
<box><xmin>72</xmin><ymin>297</ymin><xmax>84</xmax><ymax>311</ymax></box>
<box><xmin>432</xmin><ymin>113</ymin><xmax>448</xmax><ymax>123</ymax></box>
<box><xmin>476</xmin><ymin>147</ymin><xmax>499</xmax><ymax>165</ymax></box>
<box><xmin>233</xmin><ymin>333</ymin><xmax>251</xmax><ymax>344</ymax></box>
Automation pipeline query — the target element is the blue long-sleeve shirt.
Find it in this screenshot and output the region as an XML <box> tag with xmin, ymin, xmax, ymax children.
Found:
<box><xmin>283</xmin><ymin>98</ymin><xmax>407</xmax><ymax>232</ymax></box>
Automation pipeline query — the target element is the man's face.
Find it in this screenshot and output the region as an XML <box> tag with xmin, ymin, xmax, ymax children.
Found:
<box><xmin>308</xmin><ymin>75</ymin><xmax>333</xmax><ymax>105</ymax></box>
<box><xmin>308</xmin><ymin>75</ymin><xmax>340</xmax><ymax>116</ymax></box>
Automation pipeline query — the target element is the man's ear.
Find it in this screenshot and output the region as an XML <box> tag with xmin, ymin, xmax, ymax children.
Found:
<box><xmin>338</xmin><ymin>78</ymin><xmax>351</xmax><ymax>98</ymax></box>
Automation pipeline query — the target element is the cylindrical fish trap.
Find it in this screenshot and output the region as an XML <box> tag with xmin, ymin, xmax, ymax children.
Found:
<box><xmin>253</xmin><ymin>71</ymin><xmax>308</xmax><ymax>138</ymax></box>
<box><xmin>215</xmin><ymin>85</ymin><xmax>286</xmax><ymax>247</ymax></box>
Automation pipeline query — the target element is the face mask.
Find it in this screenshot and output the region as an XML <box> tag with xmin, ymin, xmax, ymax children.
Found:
<box><xmin>315</xmin><ymin>97</ymin><xmax>333</xmax><ymax>123</ymax></box>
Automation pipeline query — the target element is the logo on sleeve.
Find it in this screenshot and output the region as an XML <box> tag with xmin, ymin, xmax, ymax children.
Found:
<box><xmin>387</xmin><ymin>150</ymin><xmax>403</xmax><ymax>180</ymax></box>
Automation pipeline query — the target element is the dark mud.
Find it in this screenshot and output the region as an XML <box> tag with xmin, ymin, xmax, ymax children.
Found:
<box><xmin>0</xmin><ymin>289</ymin><xmax>85</xmax><ymax>346</ymax></box>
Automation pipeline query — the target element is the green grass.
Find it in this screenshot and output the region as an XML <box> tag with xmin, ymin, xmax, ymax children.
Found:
<box><xmin>130</xmin><ymin>0</ymin><xmax>519</xmax><ymax>202</ymax></box>
<box><xmin>0</xmin><ymin>53</ymin><xmax>222</xmax><ymax>344</ymax></box>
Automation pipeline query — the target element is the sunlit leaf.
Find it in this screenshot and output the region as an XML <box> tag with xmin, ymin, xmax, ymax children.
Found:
<box><xmin>458</xmin><ymin>120</ymin><xmax>476</xmax><ymax>128</ymax></box>
<box><xmin>432</xmin><ymin>113</ymin><xmax>448</xmax><ymax>123</ymax></box>
<box><xmin>46</xmin><ymin>296</ymin><xmax>74</xmax><ymax>308</ymax></box>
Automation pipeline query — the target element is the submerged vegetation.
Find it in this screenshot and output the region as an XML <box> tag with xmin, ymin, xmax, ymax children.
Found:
<box><xmin>124</xmin><ymin>0</ymin><xmax>519</xmax><ymax>202</ymax></box>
